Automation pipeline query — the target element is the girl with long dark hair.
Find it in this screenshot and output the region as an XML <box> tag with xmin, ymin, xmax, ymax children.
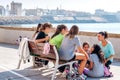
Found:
<box><xmin>50</xmin><ymin>24</ymin><xmax>68</xmax><ymax>49</ymax></box>
<box><xmin>85</xmin><ymin>44</ymin><xmax>105</xmax><ymax>77</ymax></box>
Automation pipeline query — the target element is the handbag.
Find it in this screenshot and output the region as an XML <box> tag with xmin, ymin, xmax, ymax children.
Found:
<box><xmin>43</xmin><ymin>43</ymin><xmax>50</xmax><ymax>55</ymax></box>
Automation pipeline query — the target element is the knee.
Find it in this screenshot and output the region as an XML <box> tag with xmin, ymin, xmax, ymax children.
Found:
<box><xmin>77</xmin><ymin>55</ymin><xmax>87</xmax><ymax>61</ymax></box>
<box><xmin>83</xmin><ymin>56</ymin><xmax>87</xmax><ymax>61</ymax></box>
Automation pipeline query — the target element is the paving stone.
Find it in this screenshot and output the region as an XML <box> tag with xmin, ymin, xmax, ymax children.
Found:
<box><xmin>0</xmin><ymin>43</ymin><xmax>120</xmax><ymax>80</ymax></box>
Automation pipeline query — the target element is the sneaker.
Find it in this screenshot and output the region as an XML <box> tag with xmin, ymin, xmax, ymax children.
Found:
<box><xmin>35</xmin><ymin>62</ymin><xmax>43</xmax><ymax>67</ymax></box>
<box><xmin>82</xmin><ymin>74</ymin><xmax>87</xmax><ymax>79</ymax></box>
<box><xmin>43</xmin><ymin>64</ymin><xmax>49</xmax><ymax>69</ymax></box>
<box><xmin>61</xmin><ymin>70</ymin><xmax>67</xmax><ymax>78</ymax></box>
<box><xmin>61</xmin><ymin>66</ymin><xmax>69</xmax><ymax>77</ymax></box>
<box><xmin>79</xmin><ymin>74</ymin><xmax>87</xmax><ymax>80</ymax></box>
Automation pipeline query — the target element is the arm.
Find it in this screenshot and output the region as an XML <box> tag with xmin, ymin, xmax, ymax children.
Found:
<box><xmin>88</xmin><ymin>55</ymin><xmax>94</xmax><ymax>70</ymax></box>
<box><xmin>105</xmin><ymin>55</ymin><xmax>114</xmax><ymax>62</ymax></box>
<box><xmin>89</xmin><ymin>61</ymin><xmax>94</xmax><ymax>70</ymax></box>
<box><xmin>35</xmin><ymin>36</ymin><xmax>50</xmax><ymax>43</ymax></box>
<box><xmin>105</xmin><ymin>42</ymin><xmax>115</xmax><ymax>62</ymax></box>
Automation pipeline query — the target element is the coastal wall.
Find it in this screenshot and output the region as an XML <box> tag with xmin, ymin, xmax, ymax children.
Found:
<box><xmin>0</xmin><ymin>26</ymin><xmax>120</xmax><ymax>59</ymax></box>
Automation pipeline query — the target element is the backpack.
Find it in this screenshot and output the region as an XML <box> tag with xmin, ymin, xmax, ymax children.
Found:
<box><xmin>43</xmin><ymin>43</ymin><xmax>50</xmax><ymax>55</ymax></box>
<box><xmin>104</xmin><ymin>66</ymin><xmax>113</xmax><ymax>77</ymax></box>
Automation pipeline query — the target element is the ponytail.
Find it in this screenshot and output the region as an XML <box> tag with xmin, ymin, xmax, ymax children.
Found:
<box><xmin>51</xmin><ymin>24</ymin><xmax>67</xmax><ymax>38</ymax></box>
<box><xmin>66</xmin><ymin>25</ymin><xmax>79</xmax><ymax>38</ymax></box>
<box><xmin>104</xmin><ymin>31</ymin><xmax>108</xmax><ymax>39</ymax></box>
<box><xmin>35</xmin><ymin>23</ymin><xmax>42</xmax><ymax>33</ymax></box>
<box><xmin>32</xmin><ymin>23</ymin><xmax>42</xmax><ymax>39</ymax></box>
<box><xmin>98</xmin><ymin>31</ymin><xmax>108</xmax><ymax>39</ymax></box>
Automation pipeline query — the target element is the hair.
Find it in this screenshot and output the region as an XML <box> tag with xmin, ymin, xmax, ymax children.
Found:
<box><xmin>66</xmin><ymin>25</ymin><xmax>79</xmax><ymax>38</ymax></box>
<box><xmin>98</xmin><ymin>31</ymin><xmax>108</xmax><ymax>39</ymax></box>
<box><xmin>91</xmin><ymin>44</ymin><xmax>105</xmax><ymax>63</ymax></box>
<box><xmin>32</xmin><ymin>23</ymin><xmax>42</xmax><ymax>38</ymax></box>
<box><xmin>51</xmin><ymin>24</ymin><xmax>67</xmax><ymax>38</ymax></box>
<box><xmin>40</xmin><ymin>22</ymin><xmax>52</xmax><ymax>30</ymax></box>
<box><xmin>36</xmin><ymin>23</ymin><xmax>42</xmax><ymax>33</ymax></box>
<box><xmin>83</xmin><ymin>42</ymin><xmax>89</xmax><ymax>48</ymax></box>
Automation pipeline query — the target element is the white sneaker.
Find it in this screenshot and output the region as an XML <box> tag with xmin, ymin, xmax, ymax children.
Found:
<box><xmin>82</xmin><ymin>74</ymin><xmax>87</xmax><ymax>79</ymax></box>
<box><xmin>43</xmin><ymin>64</ymin><xmax>49</xmax><ymax>69</ymax></box>
<box><xmin>61</xmin><ymin>71</ymin><xmax>67</xmax><ymax>77</ymax></box>
<box><xmin>79</xmin><ymin>74</ymin><xmax>87</xmax><ymax>80</ymax></box>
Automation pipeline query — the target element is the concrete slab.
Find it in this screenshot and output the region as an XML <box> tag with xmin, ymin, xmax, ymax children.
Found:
<box><xmin>0</xmin><ymin>43</ymin><xmax>120</xmax><ymax>80</ymax></box>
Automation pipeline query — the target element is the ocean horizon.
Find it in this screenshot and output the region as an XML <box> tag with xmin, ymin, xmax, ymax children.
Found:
<box><xmin>0</xmin><ymin>23</ymin><xmax>120</xmax><ymax>34</ymax></box>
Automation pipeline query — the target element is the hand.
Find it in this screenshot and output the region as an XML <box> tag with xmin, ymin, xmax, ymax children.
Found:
<box><xmin>104</xmin><ymin>59</ymin><xmax>108</xmax><ymax>64</ymax></box>
<box><xmin>34</xmin><ymin>40</ymin><xmax>37</xmax><ymax>44</ymax></box>
<box><xmin>45</xmin><ymin>36</ymin><xmax>50</xmax><ymax>41</ymax></box>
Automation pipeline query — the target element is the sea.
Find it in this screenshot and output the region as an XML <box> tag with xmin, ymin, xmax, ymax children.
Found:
<box><xmin>1</xmin><ymin>23</ymin><xmax>120</xmax><ymax>34</ymax></box>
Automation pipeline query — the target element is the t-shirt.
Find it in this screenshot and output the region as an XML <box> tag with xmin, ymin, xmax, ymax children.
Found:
<box><xmin>87</xmin><ymin>54</ymin><xmax>104</xmax><ymax>77</ymax></box>
<box><xmin>58</xmin><ymin>36</ymin><xmax>81</xmax><ymax>60</ymax></box>
<box><xmin>99</xmin><ymin>41</ymin><xmax>115</xmax><ymax>62</ymax></box>
<box><xmin>36</xmin><ymin>31</ymin><xmax>48</xmax><ymax>43</ymax></box>
<box><xmin>49</xmin><ymin>33</ymin><xmax>64</xmax><ymax>49</ymax></box>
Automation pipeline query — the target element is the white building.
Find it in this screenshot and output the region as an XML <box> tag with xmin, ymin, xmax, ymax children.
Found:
<box><xmin>5</xmin><ymin>5</ymin><xmax>10</xmax><ymax>16</ymax></box>
<box><xmin>0</xmin><ymin>5</ymin><xmax>5</xmax><ymax>16</ymax></box>
<box><xmin>10</xmin><ymin>1</ymin><xmax>22</xmax><ymax>16</ymax></box>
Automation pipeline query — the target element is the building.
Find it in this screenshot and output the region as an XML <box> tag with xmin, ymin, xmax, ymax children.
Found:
<box><xmin>10</xmin><ymin>1</ymin><xmax>22</xmax><ymax>16</ymax></box>
<box><xmin>24</xmin><ymin>8</ymin><xmax>43</xmax><ymax>16</ymax></box>
<box><xmin>25</xmin><ymin>9</ymin><xmax>37</xmax><ymax>16</ymax></box>
<box><xmin>5</xmin><ymin>5</ymin><xmax>9</xmax><ymax>16</ymax></box>
<box><xmin>0</xmin><ymin>5</ymin><xmax>5</xmax><ymax>16</ymax></box>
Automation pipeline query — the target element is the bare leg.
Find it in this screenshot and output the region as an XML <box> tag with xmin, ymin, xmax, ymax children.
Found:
<box><xmin>75</xmin><ymin>53</ymin><xmax>87</xmax><ymax>75</ymax></box>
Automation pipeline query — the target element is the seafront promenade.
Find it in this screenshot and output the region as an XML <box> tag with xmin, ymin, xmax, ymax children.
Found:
<box><xmin>0</xmin><ymin>43</ymin><xmax>120</xmax><ymax>80</ymax></box>
<box><xmin>0</xmin><ymin>26</ymin><xmax>120</xmax><ymax>59</ymax></box>
<box><xmin>0</xmin><ymin>26</ymin><xmax>120</xmax><ymax>80</ymax></box>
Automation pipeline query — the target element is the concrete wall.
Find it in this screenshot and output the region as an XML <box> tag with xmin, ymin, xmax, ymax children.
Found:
<box><xmin>0</xmin><ymin>27</ymin><xmax>120</xmax><ymax>59</ymax></box>
<box><xmin>0</xmin><ymin>28</ymin><xmax>34</xmax><ymax>44</ymax></box>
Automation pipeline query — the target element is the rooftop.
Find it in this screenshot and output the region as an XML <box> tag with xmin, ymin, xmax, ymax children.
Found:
<box><xmin>0</xmin><ymin>43</ymin><xmax>120</xmax><ymax>80</ymax></box>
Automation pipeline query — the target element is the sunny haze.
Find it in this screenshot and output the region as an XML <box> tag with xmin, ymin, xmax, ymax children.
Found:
<box><xmin>0</xmin><ymin>0</ymin><xmax>120</xmax><ymax>13</ymax></box>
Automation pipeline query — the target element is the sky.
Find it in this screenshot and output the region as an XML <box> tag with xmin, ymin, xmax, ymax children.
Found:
<box><xmin>0</xmin><ymin>0</ymin><xmax>120</xmax><ymax>13</ymax></box>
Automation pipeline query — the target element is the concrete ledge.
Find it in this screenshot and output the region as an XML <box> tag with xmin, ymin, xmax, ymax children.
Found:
<box><xmin>0</xmin><ymin>26</ymin><xmax>35</xmax><ymax>31</ymax></box>
<box><xmin>0</xmin><ymin>26</ymin><xmax>120</xmax><ymax>59</ymax></box>
<box><xmin>1</xmin><ymin>26</ymin><xmax>120</xmax><ymax>38</ymax></box>
<box><xmin>79</xmin><ymin>31</ymin><xmax>120</xmax><ymax>38</ymax></box>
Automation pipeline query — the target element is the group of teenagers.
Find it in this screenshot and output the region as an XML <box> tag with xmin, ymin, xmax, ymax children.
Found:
<box><xmin>32</xmin><ymin>22</ymin><xmax>115</xmax><ymax>79</ymax></box>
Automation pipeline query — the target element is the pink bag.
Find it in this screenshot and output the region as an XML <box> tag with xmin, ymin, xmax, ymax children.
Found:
<box><xmin>43</xmin><ymin>43</ymin><xmax>50</xmax><ymax>55</ymax></box>
<box><xmin>104</xmin><ymin>66</ymin><xmax>113</xmax><ymax>77</ymax></box>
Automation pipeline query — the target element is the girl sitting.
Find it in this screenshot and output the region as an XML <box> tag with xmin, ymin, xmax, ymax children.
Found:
<box><xmin>85</xmin><ymin>44</ymin><xmax>104</xmax><ymax>77</ymax></box>
<box><xmin>59</xmin><ymin>25</ymin><xmax>88</xmax><ymax>79</ymax></box>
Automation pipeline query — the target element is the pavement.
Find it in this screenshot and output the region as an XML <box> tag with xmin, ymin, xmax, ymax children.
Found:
<box><xmin>0</xmin><ymin>43</ymin><xmax>120</xmax><ymax>80</ymax></box>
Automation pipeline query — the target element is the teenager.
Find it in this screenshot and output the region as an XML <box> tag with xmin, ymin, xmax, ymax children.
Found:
<box><xmin>97</xmin><ymin>31</ymin><xmax>115</xmax><ymax>69</ymax></box>
<box><xmin>35</xmin><ymin>22</ymin><xmax>52</xmax><ymax>66</ymax></box>
<box><xmin>85</xmin><ymin>44</ymin><xmax>104</xmax><ymax>77</ymax></box>
<box><xmin>59</xmin><ymin>25</ymin><xmax>88</xmax><ymax>79</ymax></box>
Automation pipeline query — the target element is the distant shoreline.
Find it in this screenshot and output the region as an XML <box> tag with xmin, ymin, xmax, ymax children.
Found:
<box><xmin>0</xmin><ymin>15</ymin><xmax>120</xmax><ymax>25</ymax></box>
<box><xmin>1</xmin><ymin>23</ymin><xmax>120</xmax><ymax>34</ymax></box>
<box><xmin>0</xmin><ymin>26</ymin><xmax>120</xmax><ymax>38</ymax></box>
<box><xmin>0</xmin><ymin>20</ymin><xmax>119</xmax><ymax>25</ymax></box>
